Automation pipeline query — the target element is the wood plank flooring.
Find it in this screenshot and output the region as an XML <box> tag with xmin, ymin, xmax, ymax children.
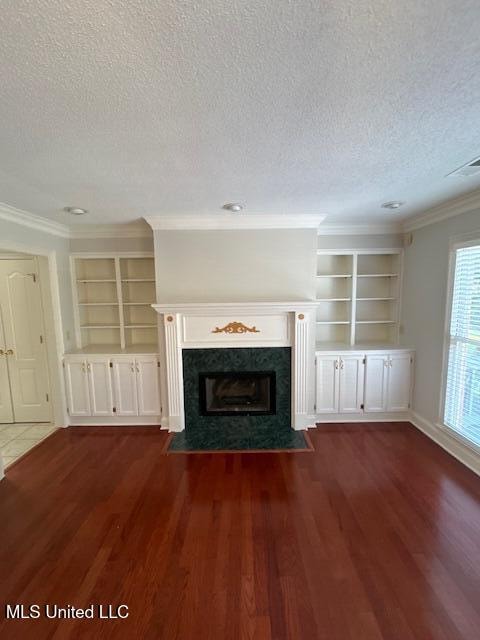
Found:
<box><xmin>1</xmin><ymin>422</ymin><xmax>480</xmax><ymax>639</ymax></box>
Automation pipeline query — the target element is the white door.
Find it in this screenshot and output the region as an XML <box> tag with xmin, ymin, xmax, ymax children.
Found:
<box><xmin>112</xmin><ymin>358</ymin><xmax>138</xmax><ymax>416</ymax></box>
<box><xmin>0</xmin><ymin>259</ymin><xmax>51</xmax><ymax>422</ymax></box>
<box><xmin>315</xmin><ymin>356</ymin><xmax>340</xmax><ymax>413</ymax></box>
<box><xmin>338</xmin><ymin>356</ymin><xmax>365</xmax><ymax>413</ymax></box>
<box><xmin>136</xmin><ymin>356</ymin><xmax>161</xmax><ymax>416</ymax></box>
<box><xmin>64</xmin><ymin>359</ymin><xmax>91</xmax><ymax>416</ymax></box>
<box><xmin>0</xmin><ymin>312</ymin><xmax>13</xmax><ymax>422</ymax></box>
<box><xmin>87</xmin><ymin>358</ymin><xmax>114</xmax><ymax>417</ymax></box>
<box><xmin>364</xmin><ymin>354</ymin><xmax>389</xmax><ymax>412</ymax></box>
<box><xmin>386</xmin><ymin>354</ymin><xmax>412</xmax><ymax>412</ymax></box>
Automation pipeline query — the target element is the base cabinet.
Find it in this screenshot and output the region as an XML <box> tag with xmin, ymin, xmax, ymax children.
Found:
<box><xmin>316</xmin><ymin>350</ymin><xmax>414</xmax><ymax>418</ymax></box>
<box><xmin>339</xmin><ymin>356</ymin><xmax>365</xmax><ymax>413</ymax></box>
<box><xmin>64</xmin><ymin>359</ymin><xmax>91</xmax><ymax>417</ymax></box>
<box><xmin>316</xmin><ymin>355</ymin><xmax>365</xmax><ymax>414</ymax></box>
<box><xmin>64</xmin><ymin>354</ymin><xmax>161</xmax><ymax>421</ymax></box>
<box><xmin>111</xmin><ymin>356</ymin><xmax>161</xmax><ymax>417</ymax></box>
<box><xmin>315</xmin><ymin>356</ymin><xmax>340</xmax><ymax>413</ymax></box>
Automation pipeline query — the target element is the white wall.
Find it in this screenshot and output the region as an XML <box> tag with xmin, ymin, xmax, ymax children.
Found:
<box><xmin>69</xmin><ymin>236</ymin><xmax>153</xmax><ymax>253</ymax></box>
<box><xmin>401</xmin><ymin>209</ymin><xmax>480</xmax><ymax>424</ymax></box>
<box><xmin>317</xmin><ymin>233</ymin><xmax>403</xmax><ymax>250</ymax></box>
<box><xmin>154</xmin><ymin>229</ymin><xmax>318</xmax><ymax>302</ymax></box>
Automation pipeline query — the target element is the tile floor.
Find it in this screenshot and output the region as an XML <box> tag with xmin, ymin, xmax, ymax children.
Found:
<box><xmin>0</xmin><ymin>423</ymin><xmax>57</xmax><ymax>468</ymax></box>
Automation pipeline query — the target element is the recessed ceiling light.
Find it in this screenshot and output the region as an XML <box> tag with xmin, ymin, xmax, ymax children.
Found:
<box><xmin>64</xmin><ymin>206</ymin><xmax>88</xmax><ymax>216</ymax></box>
<box><xmin>222</xmin><ymin>203</ymin><xmax>243</xmax><ymax>212</ymax></box>
<box><xmin>381</xmin><ymin>201</ymin><xmax>405</xmax><ymax>210</ymax></box>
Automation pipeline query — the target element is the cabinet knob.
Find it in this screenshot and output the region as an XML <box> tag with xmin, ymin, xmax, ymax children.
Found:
<box><xmin>0</xmin><ymin>349</ymin><xmax>4</xmax><ymax>356</ymax></box>
<box><xmin>5</xmin><ymin>349</ymin><xmax>14</xmax><ymax>356</ymax></box>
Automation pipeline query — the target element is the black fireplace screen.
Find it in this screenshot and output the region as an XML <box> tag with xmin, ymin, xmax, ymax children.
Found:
<box><xmin>199</xmin><ymin>371</ymin><xmax>276</xmax><ymax>416</ymax></box>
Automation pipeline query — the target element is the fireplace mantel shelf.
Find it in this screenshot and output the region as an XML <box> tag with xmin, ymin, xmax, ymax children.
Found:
<box><xmin>153</xmin><ymin>301</ymin><xmax>319</xmax><ymax>314</ymax></box>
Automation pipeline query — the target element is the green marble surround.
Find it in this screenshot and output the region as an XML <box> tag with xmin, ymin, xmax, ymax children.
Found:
<box><xmin>168</xmin><ymin>347</ymin><xmax>307</xmax><ymax>451</ymax></box>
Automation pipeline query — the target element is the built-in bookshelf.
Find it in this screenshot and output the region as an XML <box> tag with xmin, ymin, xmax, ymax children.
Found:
<box><xmin>71</xmin><ymin>254</ymin><xmax>157</xmax><ymax>351</ymax></box>
<box><xmin>315</xmin><ymin>249</ymin><xmax>402</xmax><ymax>347</ymax></box>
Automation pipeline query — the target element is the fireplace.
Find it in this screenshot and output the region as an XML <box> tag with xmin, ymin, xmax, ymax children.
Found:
<box><xmin>199</xmin><ymin>371</ymin><xmax>276</xmax><ymax>416</ymax></box>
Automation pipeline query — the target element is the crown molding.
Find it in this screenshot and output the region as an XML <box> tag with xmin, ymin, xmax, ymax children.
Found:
<box><xmin>69</xmin><ymin>223</ymin><xmax>152</xmax><ymax>239</ymax></box>
<box><xmin>0</xmin><ymin>202</ymin><xmax>70</xmax><ymax>238</ymax></box>
<box><xmin>0</xmin><ymin>203</ymin><xmax>153</xmax><ymax>239</ymax></box>
<box><xmin>402</xmin><ymin>190</ymin><xmax>480</xmax><ymax>232</ymax></box>
<box><xmin>144</xmin><ymin>213</ymin><xmax>326</xmax><ymax>231</ymax></box>
<box><xmin>318</xmin><ymin>222</ymin><xmax>402</xmax><ymax>235</ymax></box>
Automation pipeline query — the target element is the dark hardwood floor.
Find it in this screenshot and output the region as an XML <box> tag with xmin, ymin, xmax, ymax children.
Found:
<box><xmin>1</xmin><ymin>423</ymin><xmax>480</xmax><ymax>640</ymax></box>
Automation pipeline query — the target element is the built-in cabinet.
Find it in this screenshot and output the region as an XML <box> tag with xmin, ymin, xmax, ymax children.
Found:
<box><xmin>64</xmin><ymin>354</ymin><xmax>161</xmax><ymax>422</ymax></box>
<box><xmin>315</xmin><ymin>250</ymin><xmax>402</xmax><ymax>347</ymax></box>
<box><xmin>315</xmin><ymin>349</ymin><xmax>414</xmax><ymax>418</ymax></box>
<box><xmin>315</xmin><ymin>354</ymin><xmax>365</xmax><ymax>414</ymax></box>
<box><xmin>71</xmin><ymin>254</ymin><xmax>157</xmax><ymax>351</ymax></box>
<box><xmin>364</xmin><ymin>352</ymin><xmax>413</xmax><ymax>413</ymax></box>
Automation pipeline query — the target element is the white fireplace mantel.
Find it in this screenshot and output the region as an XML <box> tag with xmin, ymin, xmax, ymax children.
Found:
<box><xmin>153</xmin><ymin>301</ymin><xmax>317</xmax><ymax>432</ymax></box>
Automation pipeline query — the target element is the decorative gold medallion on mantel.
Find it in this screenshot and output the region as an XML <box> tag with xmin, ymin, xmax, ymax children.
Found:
<box><xmin>211</xmin><ymin>321</ymin><xmax>260</xmax><ymax>335</ymax></box>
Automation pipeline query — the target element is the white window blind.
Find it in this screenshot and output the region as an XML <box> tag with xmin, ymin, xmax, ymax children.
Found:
<box><xmin>444</xmin><ymin>244</ymin><xmax>480</xmax><ymax>445</ymax></box>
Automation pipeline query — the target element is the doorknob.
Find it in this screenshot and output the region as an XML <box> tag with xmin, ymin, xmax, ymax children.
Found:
<box><xmin>5</xmin><ymin>349</ymin><xmax>14</xmax><ymax>356</ymax></box>
<box><xmin>0</xmin><ymin>349</ymin><xmax>4</xmax><ymax>356</ymax></box>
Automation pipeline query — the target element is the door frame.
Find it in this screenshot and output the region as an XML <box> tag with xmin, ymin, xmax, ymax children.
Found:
<box><xmin>0</xmin><ymin>242</ymin><xmax>67</xmax><ymax>427</ymax></box>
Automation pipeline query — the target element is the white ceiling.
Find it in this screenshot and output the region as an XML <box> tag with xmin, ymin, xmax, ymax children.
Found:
<box><xmin>1</xmin><ymin>0</ymin><xmax>480</xmax><ymax>227</ymax></box>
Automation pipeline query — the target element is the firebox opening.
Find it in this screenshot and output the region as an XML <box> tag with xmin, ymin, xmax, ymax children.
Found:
<box><xmin>199</xmin><ymin>371</ymin><xmax>276</xmax><ymax>416</ymax></box>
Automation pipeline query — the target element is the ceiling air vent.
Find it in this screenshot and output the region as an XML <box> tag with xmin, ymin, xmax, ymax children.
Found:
<box><xmin>447</xmin><ymin>157</ymin><xmax>480</xmax><ymax>178</ymax></box>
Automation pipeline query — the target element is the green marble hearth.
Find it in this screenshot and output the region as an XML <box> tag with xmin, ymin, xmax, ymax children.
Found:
<box><xmin>168</xmin><ymin>424</ymin><xmax>308</xmax><ymax>451</ymax></box>
<box><xmin>168</xmin><ymin>347</ymin><xmax>309</xmax><ymax>452</ymax></box>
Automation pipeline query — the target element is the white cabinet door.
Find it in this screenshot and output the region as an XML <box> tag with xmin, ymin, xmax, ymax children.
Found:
<box><xmin>364</xmin><ymin>355</ymin><xmax>388</xmax><ymax>412</ymax></box>
<box><xmin>112</xmin><ymin>358</ymin><xmax>138</xmax><ymax>416</ymax></box>
<box><xmin>315</xmin><ymin>356</ymin><xmax>340</xmax><ymax>413</ymax></box>
<box><xmin>64</xmin><ymin>359</ymin><xmax>91</xmax><ymax>417</ymax></box>
<box><xmin>387</xmin><ymin>353</ymin><xmax>412</xmax><ymax>412</ymax></box>
<box><xmin>136</xmin><ymin>356</ymin><xmax>161</xmax><ymax>416</ymax></box>
<box><xmin>339</xmin><ymin>356</ymin><xmax>365</xmax><ymax>413</ymax></box>
<box><xmin>87</xmin><ymin>358</ymin><xmax>114</xmax><ymax>417</ymax></box>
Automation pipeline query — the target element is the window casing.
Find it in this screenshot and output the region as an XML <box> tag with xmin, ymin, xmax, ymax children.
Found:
<box><xmin>443</xmin><ymin>242</ymin><xmax>480</xmax><ymax>446</ymax></box>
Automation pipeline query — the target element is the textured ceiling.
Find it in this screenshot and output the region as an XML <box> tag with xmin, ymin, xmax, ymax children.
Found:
<box><xmin>1</xmin><ymin>0</ymin><xmax>480</xmax><ymax>226</ymax></box>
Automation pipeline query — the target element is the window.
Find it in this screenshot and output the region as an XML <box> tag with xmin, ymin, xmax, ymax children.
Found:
<box><xmin>444</xmin><ymin>243</ymin><xmax>480</xmax><ymax>446</ymax></box>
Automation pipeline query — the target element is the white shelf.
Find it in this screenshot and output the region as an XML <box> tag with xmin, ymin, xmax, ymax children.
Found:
<box><xmin>125</xmin><ymin>325</ymin><xmax>157</xmax><ymax>329</ymax></box>
<box><xmin>356</xmin><ymin>297</ymin><xmax>396</xmax><ymax>301</ymax></box>
<box><xmin>316</xmin><ymin>274</ymin><xmax>352</xmax><ymax>278</ymax></box>
<box><xmin>77</xmin><ymin>279</ymin><xmax>116</xmax><ymax>283</ymax></box>
<box><xmin>66</xmin><ymin>344</ymin><xmax>159</xmax><ymax>355</ymax></box>
<box><xmin>356</xmin><ymin>320</ymin><xmax>396</xmax><ymax>324</ymax></box>
<box><xmin>357</xmin><ymin>273</ymin><xmax>398</xmax><ymax>278</ymax></box>
<box><xmin>81</xmin><ymin>325</ymin><xmax>121</xmax><ymax>329</ymax></box>
<box><xmin>72</xmin><ymin>255</ymin><xmax>157</xmax><ymax>350</ymax></box>
<box><xmin>316</xmin><ymin>249</ymin><xmax>402</xmax><ymax>347</ymax></box>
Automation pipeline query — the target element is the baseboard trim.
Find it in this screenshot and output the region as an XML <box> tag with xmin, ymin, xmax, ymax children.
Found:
<box><xmin>409</xmin><ymin>411</ymin><xmax>480</xmax><ymax>477</ymax></box>
<box><xmin>68</xmin><ymin>416</ymin><xmax>162</xmax><ymax>426</ymax></box>
<box><xmin>315</xmin><ymin>412</ymin><xmax>410</xmax><ymax>423</ymax></box>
